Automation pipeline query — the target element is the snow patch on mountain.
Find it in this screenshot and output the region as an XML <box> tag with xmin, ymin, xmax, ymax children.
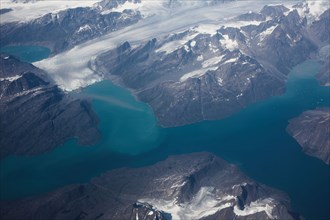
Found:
<box><xmin>156</xmin><ymin>33</ymin><xmax>199</xmax><ymax>54</ymax></box>
<box><xmin>103</xmin><ymin>1</ymin><xmax>141</xmax><ymax>13</ymax></box>
<box><xmin>77</xmin><ymin>24</ymin><xmax>92</xmax><ymax>33</ymax></box>
<box><xmin>223</xmin><ymin>57</ymin><xmax>238</xmax><ymax>64</ymax></box>
<box><xmin>292</xmin><ymin>0</ymin><xmax>329</xmax><ymax>23</ymax></box>
<box><xmin>139</xmin><ymin>187</ymin><xmax>235</xmax><ymax>220</ymax></box>
<box><xmin>220</xmin><ymin>35</ymin><xmax>239</xmax><ymax>51</ymax></box>
<box><xmin>259</xmin><ymin>25</ymin><xmax>278</xmax><ymax>41</ymax></box>
<box><xmin>233</xmin><ymin>198</ymin><xmax>276</xmax><ymax>219</ymax></box>
<box><xmin>202</xmin><ymin>55</ymin><xmax>225</xmax><ymax>68</ymax></box>
<box><xmin>223</xmin><ymin>20</ymin><xmax>264</xmax><ymax>28</ymax></box>
<box><xmin>193</xmin><ymin>23</ymin><xmax>220</xmax><ymax>35</ymax></box>
<box><xmin>180</xmin><ymin>68</ymin><xmax>209</xmax><ymax>82</ymax></box>
<box><xmin>197</xmin><ymin>55</ymin><xmax>204</xmax><ymax>61</ymax></box>
<box><xmin>306</xmin><ymin>0</ymin><xmax>329</xmax><ymax>19</ymax></box>
<box><xmin>0</xmin><ymin>75</ymin><xmax>21</xmax><ymax>82</ymax></box>
<box><xmin>139</xmin><ymin>186</ymin><xmax>278</xmax><ymax>220</ymax></box>
<box><xmin>101</xmin><ymin>0</ymin><xmax>166</xmax><ymax>17</ymax></box>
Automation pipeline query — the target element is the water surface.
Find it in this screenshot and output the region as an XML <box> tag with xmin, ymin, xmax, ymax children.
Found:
<box><xmin>0</xmin><ymin>49</ymin><xmax>329</xmax><ymax>220</ymax></box>
<box><xmin>0</xmin><ymin>45</ymin><xmax>50</xmax><ymax>62</ymax></box>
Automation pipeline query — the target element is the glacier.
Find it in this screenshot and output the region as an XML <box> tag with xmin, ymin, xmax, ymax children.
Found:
<box><xmin>33</xmin><ymin>0</ymin><xmax>306</xmax><ymax>91</ymax></box>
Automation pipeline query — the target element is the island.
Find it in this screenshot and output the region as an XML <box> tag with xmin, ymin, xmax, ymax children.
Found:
<box><xmin>287</xmin><ymin>108</ymin><xmax>330</xmax><ymax>164</ymax></box>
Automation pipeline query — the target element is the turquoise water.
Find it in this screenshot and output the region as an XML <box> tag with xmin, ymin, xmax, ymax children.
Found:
<box><xmin>0</xmin><ymin>48</ymin><xmax>329</xmax><ymax>220</ymax></box>
<box><xmin>0</xmin><ymin>45</ymin><xmax>50</xmax><ymax>62</ymax></box>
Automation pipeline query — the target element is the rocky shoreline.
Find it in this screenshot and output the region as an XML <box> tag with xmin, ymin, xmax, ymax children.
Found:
<box><xmin>0</xmin><ymin>152</ymin><xmax>301</xmax><ymax>220</ymax></box>
<box><xmin>287</xmin><ymin>108</ymin><xmax>330</xmax><ymax>164</ymax></box>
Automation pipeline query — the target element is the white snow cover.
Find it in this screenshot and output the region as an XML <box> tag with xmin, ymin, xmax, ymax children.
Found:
<box><xmin>140</xmin><ymin>184</ymin><xmax>277</xmax><ymax>220</ymax></box>
<box><xmin>101</xmin><ymin>0</ymin><xmax>232</xmax><ymax>18</ymax></box>
<box><xmin>305</xmin><ymin>0</ymin><xmax>330</xmax><ymax>20</ymax></box>
<box><xmin>231</xmin><ymin>182</ymin><xmax>248</xmax><ymax>189</ymax></box>
<box><xmin>0</xmin><ymin>0</ymin><xmax>100</xmax><ymax>23</ymax></box>
<box><xmin>33</xmin><ymin>0</ymin><xmax>301</xmax><ymax>91</ymax></box>
<box><xmin>223</xmin><ymin>57</ymin><xmax>238</xmax><ymax>64</ymax></box>
<box><xmin>101</xmin><ymin>0</ymin><xmax>166</xmax><ymax>17</ymax></box>
<box><xmin>236</xmin><ymin>93</ymin><xmax>243</xmax><ymax>98</ymax></box>
<box><xmin>180</xmin><ymin>69</ymin><xmax>207</xmax><ymax>82</ymax></box>
<box><xmin>223</xmin><ymin>19</ymin><xmax>265</xmax><ymax>28</ymax></box>
<box><xmin>220</xmin><ymin>35</ymin><xmax>239</xmax><ymax>51</ymax></box>
<box><xmin>288</xmin><ymin>0</ymin><xmax>329</xmax><ymax>23</ymax></box>
<box><xmin>193</xmin><ymin>23</ymin><xmax>221</xmax><ymax>35</ymax></box>
<box><xmin>102</xmin><ymin>1</ymin><xmax>141</xmax><ymax>13</ymax></box>
<box><xmin>139</xmin><ymin>187</ymin><xmax>235</xmax><ymax>220</ymax></box>
<box><xmin>0</xmin><ymin>86</ymin><xmax>44</xmax><ymax>100</ymax></box>
<box><xmin>170</xmin><ymin>180</ymin><xmax>187</xmax><ymax>189</ymax></box>
<box><xmin>197</xmin><ymin>55</ymin><xmax>204</xmax><ymax>61</ymax></box>
<box><xmin>180</xmin><ymin>66</ymin><xmax>218</xmax><ymax>82</ymax></box>
<box><xmin>298</xmin><ymin>0</ymin><xmax>330</xmax><ymax>22</ymax></box>
<box><xmin>233</xmin><ymin>198</ymin><xmax>276</xmax><ymax>219</ymax></box>
<box><xmin>217</xmin><ymin>76</ymin><xmax>223</xmax><ymax>85</ymax></box>
<box><xmin>202</xmin><ymin>55</ymin><xmax>225</xmax><ymax>68</ymax></box>
<box><xmin>0</xmin><ymin>75</ymin><xmax>21</xmax><ymax>82</ymax></box>
<box><xmin>259</xmin><ymin>25</ymin><xmax>278</xmax><ymax>41</ymax></box>
<box><xmin>156</xmin><ymin>32</ymin><xmax>199</xmax><ymax>54</ymax></box>
<box><xmin>77</xmin><ymin>24</ymin><xmax>92</xmax><ymax>33</ymax></box>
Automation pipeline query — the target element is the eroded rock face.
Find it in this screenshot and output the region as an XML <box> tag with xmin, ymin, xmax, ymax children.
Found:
<box><xmin>94</xmin><ymin>5</ymin><xmax>319</xmax><ymax>127</ymax></box>
<box><xmin>0</xmin><ymin>153</ymin><xmax>301</xmax><ymax>220</ymax></box>
<box><xmin>311</xmin><ymin>9</ymin><xmax>330</xmax><ymax>87</ymax></box>
<box><xmin>0</xmin><ymin>55</ymin><xmax>100</xmax><ymax>158</ymax></box>
<box><xmin>287</xmin><ymin>108</ymin><xmax>330</xmax><ymax>164</ymax></box>
<box><xmin>310</xmin><ymin>9</ymin><xmax>330</xmax><ymax>44</ymax></box>
<box><xmin>316</xmin><ymin>60</ymin><xmax>330</xmax><ymax>86</ymax></box>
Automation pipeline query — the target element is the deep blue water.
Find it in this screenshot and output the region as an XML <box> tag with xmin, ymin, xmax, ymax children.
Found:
<box><xmin>0</xmin><ymin>47</ymin><xmax>329</xmax><ymax>220</ymax></box>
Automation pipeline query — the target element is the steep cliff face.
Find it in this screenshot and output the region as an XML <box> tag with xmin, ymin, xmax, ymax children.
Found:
<box><xmin>94</xmin><ymin>5</ymin><xmax>318</xmax><ymax>127</ymax></box>
<box><xmin>287</xmin><ymin>108</ymin><xmax>330</xmax><ymax>164</ymax></box>
<box><xmin>316</xmin><ymin>61</ymin><xmax>330</xmax><ymax>86</ymax></box>
<box><xmin>0</xmin><ymin>54</ymin><xmax>100</xmax><ymax>158</ymax></box>
<box><xmin>0</xmin><ymin>153</ymin><xmax>301</xmax><ymax>220</ymax></box>
<box><xmin>310</xmin><ymin>9</ymin><xmax>330</xmax><ymax>44</ymax></box>
<box><xmin>310</xmin><ymin>9</ymin><xmax>330</xmax><ymax>87</ymax></box>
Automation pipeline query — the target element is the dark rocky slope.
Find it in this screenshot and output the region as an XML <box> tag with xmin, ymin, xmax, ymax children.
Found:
<box><xmin>287</xmin><ymin>108</ymin><xmax>330</xmax><ymax>164</ymax></box>
<box><xmin>0</xmin><ymin>8</ymin><xmax>12</xmax><ymax>15</ymax></box>
<box><xmin>0</xmin><ymin>54</ymin><xmax>100</xmax><ymax>158</ymax></box>
<box><xmin>310</xmin><ymin>9</ymin><xmax>330</xmax><ymax>87</ymax></box>
<box><xmin>316</xmin><ymin>60</ymin><xmax>330</xmax><ymax>86</ymax></box>
<box><xmin>0</xmin><ymin>152</ymin><xmax>301</xmax><ymax>220</ymax></box>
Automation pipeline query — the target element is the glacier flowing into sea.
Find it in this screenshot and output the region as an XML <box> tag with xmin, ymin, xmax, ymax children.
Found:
<box><xmin>25</xmin><ymin>0</ymin><xmax>327</xmax><ymax>91</ymax></box>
